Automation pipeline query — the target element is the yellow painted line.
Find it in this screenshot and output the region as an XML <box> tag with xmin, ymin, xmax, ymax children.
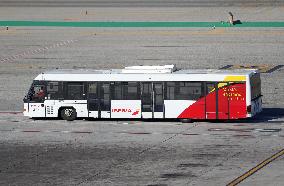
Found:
<box><xmin>227</xmin><ymin>148</ymin><xmax>284</xmax><ymax>186</ymax></box>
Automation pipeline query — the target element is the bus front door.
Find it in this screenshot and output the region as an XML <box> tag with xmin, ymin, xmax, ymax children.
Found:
<box><xmin>87</xmin><ymin>82</ymin><xmax>99</xmax><ymax>118</ymax></box>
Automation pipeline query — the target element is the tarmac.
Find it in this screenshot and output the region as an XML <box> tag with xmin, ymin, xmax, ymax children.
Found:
<box><xmin>0</xmin><ymin>1</ymin><xmax>284</xmax><ymax>185</ymax></box>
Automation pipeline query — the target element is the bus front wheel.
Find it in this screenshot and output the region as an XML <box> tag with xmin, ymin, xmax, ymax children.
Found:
<box><xmin>60</xmin><ymin>108</ymin><xmax>77</xmax><ymax>121</ymax></box>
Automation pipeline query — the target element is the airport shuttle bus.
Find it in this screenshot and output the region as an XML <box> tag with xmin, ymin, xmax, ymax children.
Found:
<box><xmin>23</xmin><ymin>65</ymin><xmax>262</xmax><ymax>121</ymax></box>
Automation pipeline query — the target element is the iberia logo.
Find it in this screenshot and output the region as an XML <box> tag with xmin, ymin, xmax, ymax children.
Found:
<box><xmin>112</xmin><ymin>108</ymin><xmax>140</xmax><ymax>116</ymax></box>
<box><xmin>132</xmin><ymin>109</ymin><xmax>140</xmax><ymax>116</ymax></box>
<box><xmin>112</xmin><ymin>108</ymin><xmax>132</xmax><ymax>113</ymax></box>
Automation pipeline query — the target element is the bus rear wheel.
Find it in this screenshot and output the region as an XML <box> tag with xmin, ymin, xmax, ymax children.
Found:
<box><xmin>60</xmin><ymin>108</ymin><xmax>77</xmax><ymax>121</ymax></box>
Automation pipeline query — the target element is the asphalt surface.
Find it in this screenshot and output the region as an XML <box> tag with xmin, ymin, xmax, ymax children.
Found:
<box><xmin>0</xmin><ymin>2</ymin><xmax>284</xmax><ymax>186</ymax></box>
<box><xmin>0</xmin><ymin>112</ymin><xmax>283</xmax><ymax>186</ymax></box>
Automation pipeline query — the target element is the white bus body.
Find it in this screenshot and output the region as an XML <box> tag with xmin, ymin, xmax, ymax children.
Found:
<box><xmin>23</xmin><ymin>65</ymin><xmax>262</xmax><ymax>121</ymax></box>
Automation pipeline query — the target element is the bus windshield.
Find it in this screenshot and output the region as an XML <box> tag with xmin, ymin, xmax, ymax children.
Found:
<box><xmin>250</xmin><ymin>73</ymin><xmax>261</xmax><ymax>100</ymax></box>
<box><xmin>24</xmin><ymin>81</ymin><xmax>46</xmax><ymax>102</ymax></box>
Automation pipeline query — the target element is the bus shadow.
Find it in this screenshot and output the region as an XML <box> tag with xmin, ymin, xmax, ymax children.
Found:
<box><xmin>235</xmin><ymin>107</ymin><xmax>284</xmax><ymax>124</ymax></box>
<box><xmin>33</xmin><ymin>108</ymin><xmax>284</xmax><ymax>124</ymax></box>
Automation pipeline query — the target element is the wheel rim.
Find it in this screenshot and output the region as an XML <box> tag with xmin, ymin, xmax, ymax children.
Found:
<box><xmin>64</xmin><ymin>109</ymin><xmax>73</xmax><ymax>117</ymax></box>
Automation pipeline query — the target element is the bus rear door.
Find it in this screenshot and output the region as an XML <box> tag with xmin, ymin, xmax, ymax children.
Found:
<box><xmin>205</xmin><ymin>82</ymin><xmax>218</xmax><ymax>119</ymax></box>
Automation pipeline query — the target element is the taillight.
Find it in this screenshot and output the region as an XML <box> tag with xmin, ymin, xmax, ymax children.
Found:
<box><xmin>247</xmin><ymin>105</ymin><xmax>251</xmax><ymax>113</ymax></box>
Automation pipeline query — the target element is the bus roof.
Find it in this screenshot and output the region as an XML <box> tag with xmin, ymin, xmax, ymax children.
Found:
<box><xmin>35</xmin><ymin>65</ymin><xmax>259</xmax><ymax>82</ymax></box>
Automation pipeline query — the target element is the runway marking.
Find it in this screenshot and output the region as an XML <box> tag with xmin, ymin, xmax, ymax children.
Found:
<box><xmin>0</xmin><ymin>39</ymin><xmax>77</xmax><ymax>63</ymax></box>
<box><xmin>1</xmin><ymin>21</ymin><xmax>284</xmax><ymax>28</ymax></box>
<box><xmin>227</xmin><ymin>148</ymin><xmax>284</xmax><ymax>186</ymax></box>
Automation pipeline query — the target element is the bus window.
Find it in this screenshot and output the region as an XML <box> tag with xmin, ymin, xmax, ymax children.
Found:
<box><xmin>166</xmin><ymin>82</ymin><xmax>175</xmax><ymax>100</ymax></box>
<box><xmin>26</xmin><ymin>84</ymin><xmax>46</xmax><ymax>102</ymax></box>
<box><xmin>179</xmin><ymin>82</ymin><xmax>202</xmax><ymax>100</ymax></box>
<box><xmin>33</xmin><ymin>86</ymin><xmax>45</xmax><ymax>98</ymax></box>
<box><xmin>66</xmin><ymin>83</ymin><xmax>85</xmax><ymax>100</ymax></box>
<box><xmin>113</xmin><ymin>82</ymin><xmax>123</xmax><ymax>100</ymax></box>
<box><xmin>112</xmin><ymin>82</ymin><xmax>140</xmax><ymax>100</ymax></box>
<box><xmin>206</xmin><ymin>83</ymin><xmax>215</xmax><ymax>94</ymax></box>
<box><xmin>100</xmin><ymin>83</ymin><xmax>110</xmax><ymax>111</ymax></box>
<box><xmin>88</xmin><ymin>83</ymin><xmax>97</xmax><ymax>98</ymax></box>
<box><xmin>47</xmin><ymin>81</ymin><xmax>63</xmax><ymax>100</ymax></box>
<box><xmin>166</xmin><ymin>82</ymin><xmax>202</xmax><ymax>100</ymax></box>
<box><xmin>126</xmin><ymin>82</ymin><xmax>140</xmax><ymax>100</ymax></box>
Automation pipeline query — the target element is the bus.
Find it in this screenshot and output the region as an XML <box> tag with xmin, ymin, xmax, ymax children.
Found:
<box><xmin>23</xmin><ymin>65</ymin><xmax>262</xmax><ymax>121</ymax></box>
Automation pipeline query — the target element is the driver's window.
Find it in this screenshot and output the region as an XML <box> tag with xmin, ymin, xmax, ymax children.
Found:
<box><xmin>31</xmin><ymin>85</ymin><xmax>46</xmax><ymax>101</ymax></box>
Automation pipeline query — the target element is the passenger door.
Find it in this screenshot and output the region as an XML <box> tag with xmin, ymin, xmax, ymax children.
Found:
<box><xmin>141</xmin><ymin>82</ymin><xmax>164</xmax><ymax>119</ymax></box>
<box><xmin>205</xmin><ymin>82</ymin><xmax>230</xmax><ymax>120</ymax></box>
<box><xmin>88</xmin><ymin>82</ymin><xmax>111</xmax><ymax>118</ymax></box>
<box><xmin>87</xmin><ymin>82</ymin><xmax>99</xmax><ymax>118</ymax></box>
<box><xmin>217</xmin><ymin>82</ymin><xmax>230</xmax><ymax>119</ymax></box>
<box><xmin>141</xmin><ymin>82</ymin><xmax>153</xmax><ymax>118</ymax></box>
<box><xmin>153</xmin><ymin>83</ymin><xmax>164</xmax><ymax>118</ymax></box>
<box><xmin>205</xmin><ymin>83</ymin><xmax>218</xmax><ymax>119</ymax></box>
<box><xmin>99</xmin><ymin>83</ymin><xmax>111</xmax><ymax>118</ymax></box>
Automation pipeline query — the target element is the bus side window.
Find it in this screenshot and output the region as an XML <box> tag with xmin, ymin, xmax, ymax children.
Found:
<box><xmin>113</xmin><ymin>82</ymin><xmax>123</xmax><ymax>100</ymax></box>
<box><xmin>88</xmin><ymin>83</ymin><xmax>97</xmax><ymax>99</ymax></box>
<box><xmin>66</xmin><ymin>83</ymin><xmax>85</xmax><ymax>100</ymax></box>
<box><xmin>166</xmin><ymin>82</ymin><xmax>175</xmax><ymax>100</ymax></box>
<box><xmin>126</xmin><ymin>82</ymin><xmax>140</xmax><ymax>100</ymax></box>
<box><xmin>188</xmin><ymin>82</ymin><xmax>202</xmax><ymax>99</ymax></box>
<box><xmin>47</xmin><ymin>81</ymin><xmax>62</xmax><ymax>99</ymax></box>
<box><xmin>167</xmin><ymin>82</ymin><xmax>202</xmax><ymax>100</ymax></box>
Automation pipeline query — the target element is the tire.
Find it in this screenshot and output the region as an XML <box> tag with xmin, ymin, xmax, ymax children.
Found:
<box><xmin>60</xmin><ymin>108</ymin><xmax>77</xmax><ymax>121</ymax></box>
<box><xmin>180</xmin><ymin>118</ymin><xmax>193</xmax><ymax>123</ymax></box>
